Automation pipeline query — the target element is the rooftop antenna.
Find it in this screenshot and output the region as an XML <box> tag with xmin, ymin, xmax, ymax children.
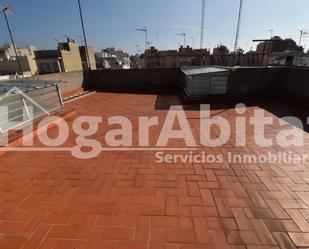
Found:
<box><xmin>77</xmin><ymin>0</ymin><xmax>91</xmax><ymax>70</ymax></box>
<box><xmin>146</xmin><ymin>41</ymin><xmax>153</xmax><ymax>50</ymax></box>
<box><xmin>234</xmin><ymin>0</ymin><xmax>244</xmax><ymax>53</ymax></box>
<box><xmin>200</xmin><ymin>0</ymin><xmax>206</xmax><ymax>48</ymax></box>
<box><xmin>298</xmin><ymin>30</ymin><xmax>308</xmax><ymax>46</ymax></box>
<box><xmin>63</xmin><ymin>35</ymin><xmax>71</xmax><ymax>41</ymax></box>
<box><xmin>177</xmin><ymin>33</ymin><xmax>186</xmax><ymax>47</ymax></box>
<box><xmin>267</xmin><ymin>29</ymin><xmax>274</xmax><ymax>39</ymax></box>
<box><xmin>74</xmin><ymin>35</ymin><xmax>84</xmax><ymax>43</ymax></box>
<box><xmin>135</xmin><ymin>27</ymin><xmax>148</xmax><ymax>67</ymax></box>
<box><xmin>1</xmin><ymin>4</ymin><xmax>23</xmax><ymax>79</ymax></box>
<box><xmin>155</xmin><ymin>34</ymin><xmax>159</xmax><ymax>48</ymax></box>
<box><xmin>136</xmin><ymin>45</ymin><xmax>141</xmax><ymax>54</ymax></box>
<box><xmin>135</xmin><ymin>27</ymin><xmax>148</xmax><ymax>51</ymax></box>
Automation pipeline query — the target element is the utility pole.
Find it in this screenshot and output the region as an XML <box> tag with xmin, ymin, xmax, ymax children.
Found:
<box><xmin>234</xmin><ymin>0</ymin><xmax>244</xmax><ymax>53</ymax></box>
<box><xmin>200</xmin><ymin>0</ymin><xmax>206</xmax><ymax>49</ymax></box>
<box><xmin>177</xmin><ymin>33</ymin><xmax>186</xmax><ymax>47</ymax></box>
<box><xmin>298</xmin><ymin>30</ymin><xmax>308</xmax><ymax>46</ymax></box>
<box><xmin>1</xmin><ymin>5</ymin><xmax>23</xmax><ymax>79</ymax></box>
<box><xmin>77</xmin><ymin>0</ymin><xmax>91</xmax><ymax>70</ymax></box>
<box><xmin>268</xmin><ymin>29</ymin><xmax>274</xmax><ymax>39</ymax></box>
<box><xmin>136</xmin><ymin>28</ymin><xmax>148</xmax><ymax>51</ymax></box>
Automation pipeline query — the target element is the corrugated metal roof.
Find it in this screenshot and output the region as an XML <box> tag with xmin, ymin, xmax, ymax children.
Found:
<box><xmin>181</xmin><ymin>66</ymin><xmax>229</xmax><ymax>75</ymax></box>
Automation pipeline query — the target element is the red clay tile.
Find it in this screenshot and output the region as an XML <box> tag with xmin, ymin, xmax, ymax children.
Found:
<box><xmin>165</xmin><ymin>228</ymin><xmax>196</xmax><ymax>243</ymax></box>
<box><xmin>288</xmin><ymin>232</ymin><xmax>309</xmax><ymax>247</ymax></box>
<box><xmin>0</xmin><ymin>92</ymin><xmax>308</xmax><ymax>249</ymax></box>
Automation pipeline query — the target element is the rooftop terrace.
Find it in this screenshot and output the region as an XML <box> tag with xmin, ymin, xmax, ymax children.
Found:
<box><xmin>0</xmin><ymin>87</ymin><xmax>309</xmax><ymax>249</ymax></box>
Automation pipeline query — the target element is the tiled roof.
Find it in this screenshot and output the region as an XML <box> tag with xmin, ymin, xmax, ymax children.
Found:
<box><xmin>0</xmin><ymin>92</ymin><xmax>308</xmax><ymax>249</ymax></box>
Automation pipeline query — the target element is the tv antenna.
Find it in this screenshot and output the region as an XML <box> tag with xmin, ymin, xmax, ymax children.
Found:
<box><xmin>298</xmin><ymin>30</ymin><xmax>308</xmax><ymax>46</ymax></box>
<box><xmin>200</xmin><ymin>0</ymin><xmax>206</xmax><ymax>48</ymax></box>
<box><xmin>1</xmin><ymin>4</ymin><xmax>24</xmax><ymax>78</ymax></box>
<box><xmin>234</xmin><ymin>0</ymin><xmax>244</xmax><ymax>52</ymax></box>
<box><xmin>177</xmin><ymin>33</ymin><xmax>186</xmax><ymax>47</ymax></box>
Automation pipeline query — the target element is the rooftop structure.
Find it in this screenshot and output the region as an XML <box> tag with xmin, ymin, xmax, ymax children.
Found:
<box><xmin>256</xmin><ymin>36</ymin><xmax>303</xmax><ymax>54</ymax></box>
<box><xmin>35</xmin><ymin>39</ymin><xmax>83</xmax><ymax>74</ymax></box>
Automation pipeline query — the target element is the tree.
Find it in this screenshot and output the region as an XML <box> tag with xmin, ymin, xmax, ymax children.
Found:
<box><xmin>235</xmin><ymin>48</ymin><xmax>244</xmax><ymax>54</ymax></box>
<box><xmin>213</xmin><ymin>45</ymin><xmax>229</xmax><ymax>55</ymax></box>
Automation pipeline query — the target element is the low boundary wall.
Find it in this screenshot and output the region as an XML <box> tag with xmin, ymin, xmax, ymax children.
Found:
<box><xmin>28</xmin><ymin>67</ymin><xmax>309</xmax><ymax>102</ymax></box>
<box><xmin>83</xmin><ymin>68</ymin><xmax>181</xmax><ymax>93</ymax></box>
<box><xmin>31</xmin><ymin>71</ymin><xmax>84</xmax><ymax>95</ymax></box>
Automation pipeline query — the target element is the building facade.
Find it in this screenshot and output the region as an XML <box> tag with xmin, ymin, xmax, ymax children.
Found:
<box><xmin>35</xmin><ymin>39</ymin><xmax>83</xmax><ymax>74</ymax></box>
<box><xmin>0</xmin><ymin>43</ymin><xmax>36</xmax><ymax>60</ymax></box>
<box><xmin>256</xmin><ymin>36</ymin><xmax>302</xmax><ymax>54</ymax></box>
<box><xmin>79</xmin><ymin>46</ymin><xmax>97</xmax><ymax>70</ymax></box>
<box><xmin>0</xmin><ymin>56</ymin><xmax>38</xmax><ymax>76</ymax></box>
<box><xmin>95</xmin><ymin>48</ymin><xmax>131</xmax><ymax>69</ymax></box>
<box><xmin>0</xmin><ymin>43</ymin><xmax>38</xmax><ymax>76</ymax></box>
<box><xmin>140</xmin><ymin>46</ymin><xmax>210</xmax><ymax>68</ymax></box>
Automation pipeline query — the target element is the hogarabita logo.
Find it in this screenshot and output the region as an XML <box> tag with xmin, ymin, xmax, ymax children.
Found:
<box><xmin>0</xmin><ymin>95</ymin><xmax>307</xmax><ymax>160</ymax></box>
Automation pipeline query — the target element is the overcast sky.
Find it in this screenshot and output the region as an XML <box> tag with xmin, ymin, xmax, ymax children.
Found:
<box><xmin>0</xmin><ymin>0</ymin><xmax>308</xmax><ymax>54</ymax></box>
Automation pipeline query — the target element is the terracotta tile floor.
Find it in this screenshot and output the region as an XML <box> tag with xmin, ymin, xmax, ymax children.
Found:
<box><xmin>0</xmin><ymin>92</ymin><xmax>309</xmax><ymax>249</ymax></box>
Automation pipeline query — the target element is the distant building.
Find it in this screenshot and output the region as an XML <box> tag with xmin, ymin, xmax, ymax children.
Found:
<box><xmin>293</xmin><ymin>55</ymin><xmax>309</xmax><ymax>67</ymax></box>
<box><xmin>35</xmin><ymin>39</ymin><xmax>83</xmax><ymax>74</ymax></box>
<box><xmin>257</xmin><ymin>36</ymin><xmax>308</xmax><ymax>67</ymax></box>
<box><xmin>79</xmin><ymin>46</ymin><xmax>96</xmax><ymax>70</ymax></box>
<box><xmin>0</xmin><ymin>43</ymin><xmax>38</xmax><ymax>76</ymax></box>
<box><xmin>140</xmin><ymin>46</ymin><xmax>210</xmax><ymax>68</ymax></box>
<box><xmin>269</xmin><ymin>52</ymin><xmax>309</xmax><ymax>67</ymax></box>
<box><xmin>256</xmin><ymin>36</ymin><xmax>302</xmax><ymax>54</ymax></box>
<box><xmin>0</xmin><ymin>43</ymin><xmax>36</xmax><ymax>60</ymax></box>
<box><xmin>95</xmin><ymin>48</ymin><xmax>131</xmax><ymax>69</ymax></box>
<box><xmin>0</xmin><ymin>56</ymin><xmax>38</xmax><ymax>76</ymax></box>
<box><xmin>130</xmin><ymin>54</ymin><xmax>142</xmax><ymax>69</ymax></box>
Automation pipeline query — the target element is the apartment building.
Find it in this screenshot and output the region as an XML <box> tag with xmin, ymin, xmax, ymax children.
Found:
<box><xmin>140</xmin><ymin>46</ymin><xmax>210</xmax><ymax>68</ymax></box>
<box><xmin>0</xmin><ymin>56</ymin><xmax>38</xmax><ymax>76</ymax></box>
<box><xmin>35</xmin><ymin>39</ymin><xmax>83</xmax><ymax>74</ymax></box>
<box><xmin>256</xmin><ymin>36</ymin><xmax>303</xmax><ymax>54</ymax></box>
<box><xmin>0</xmin><ymin>43</ymin><xmax>36</xmax><ymax>60</ymax></box>
<box><xmin>0</xmin><ymin>43</ymin><xmax>38</xmax><ymax>76</ymax></box>
<box><xmin>95</xmin><ymin>48</ymin><xmax>131</xmax><ymax>69</ymax></box>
